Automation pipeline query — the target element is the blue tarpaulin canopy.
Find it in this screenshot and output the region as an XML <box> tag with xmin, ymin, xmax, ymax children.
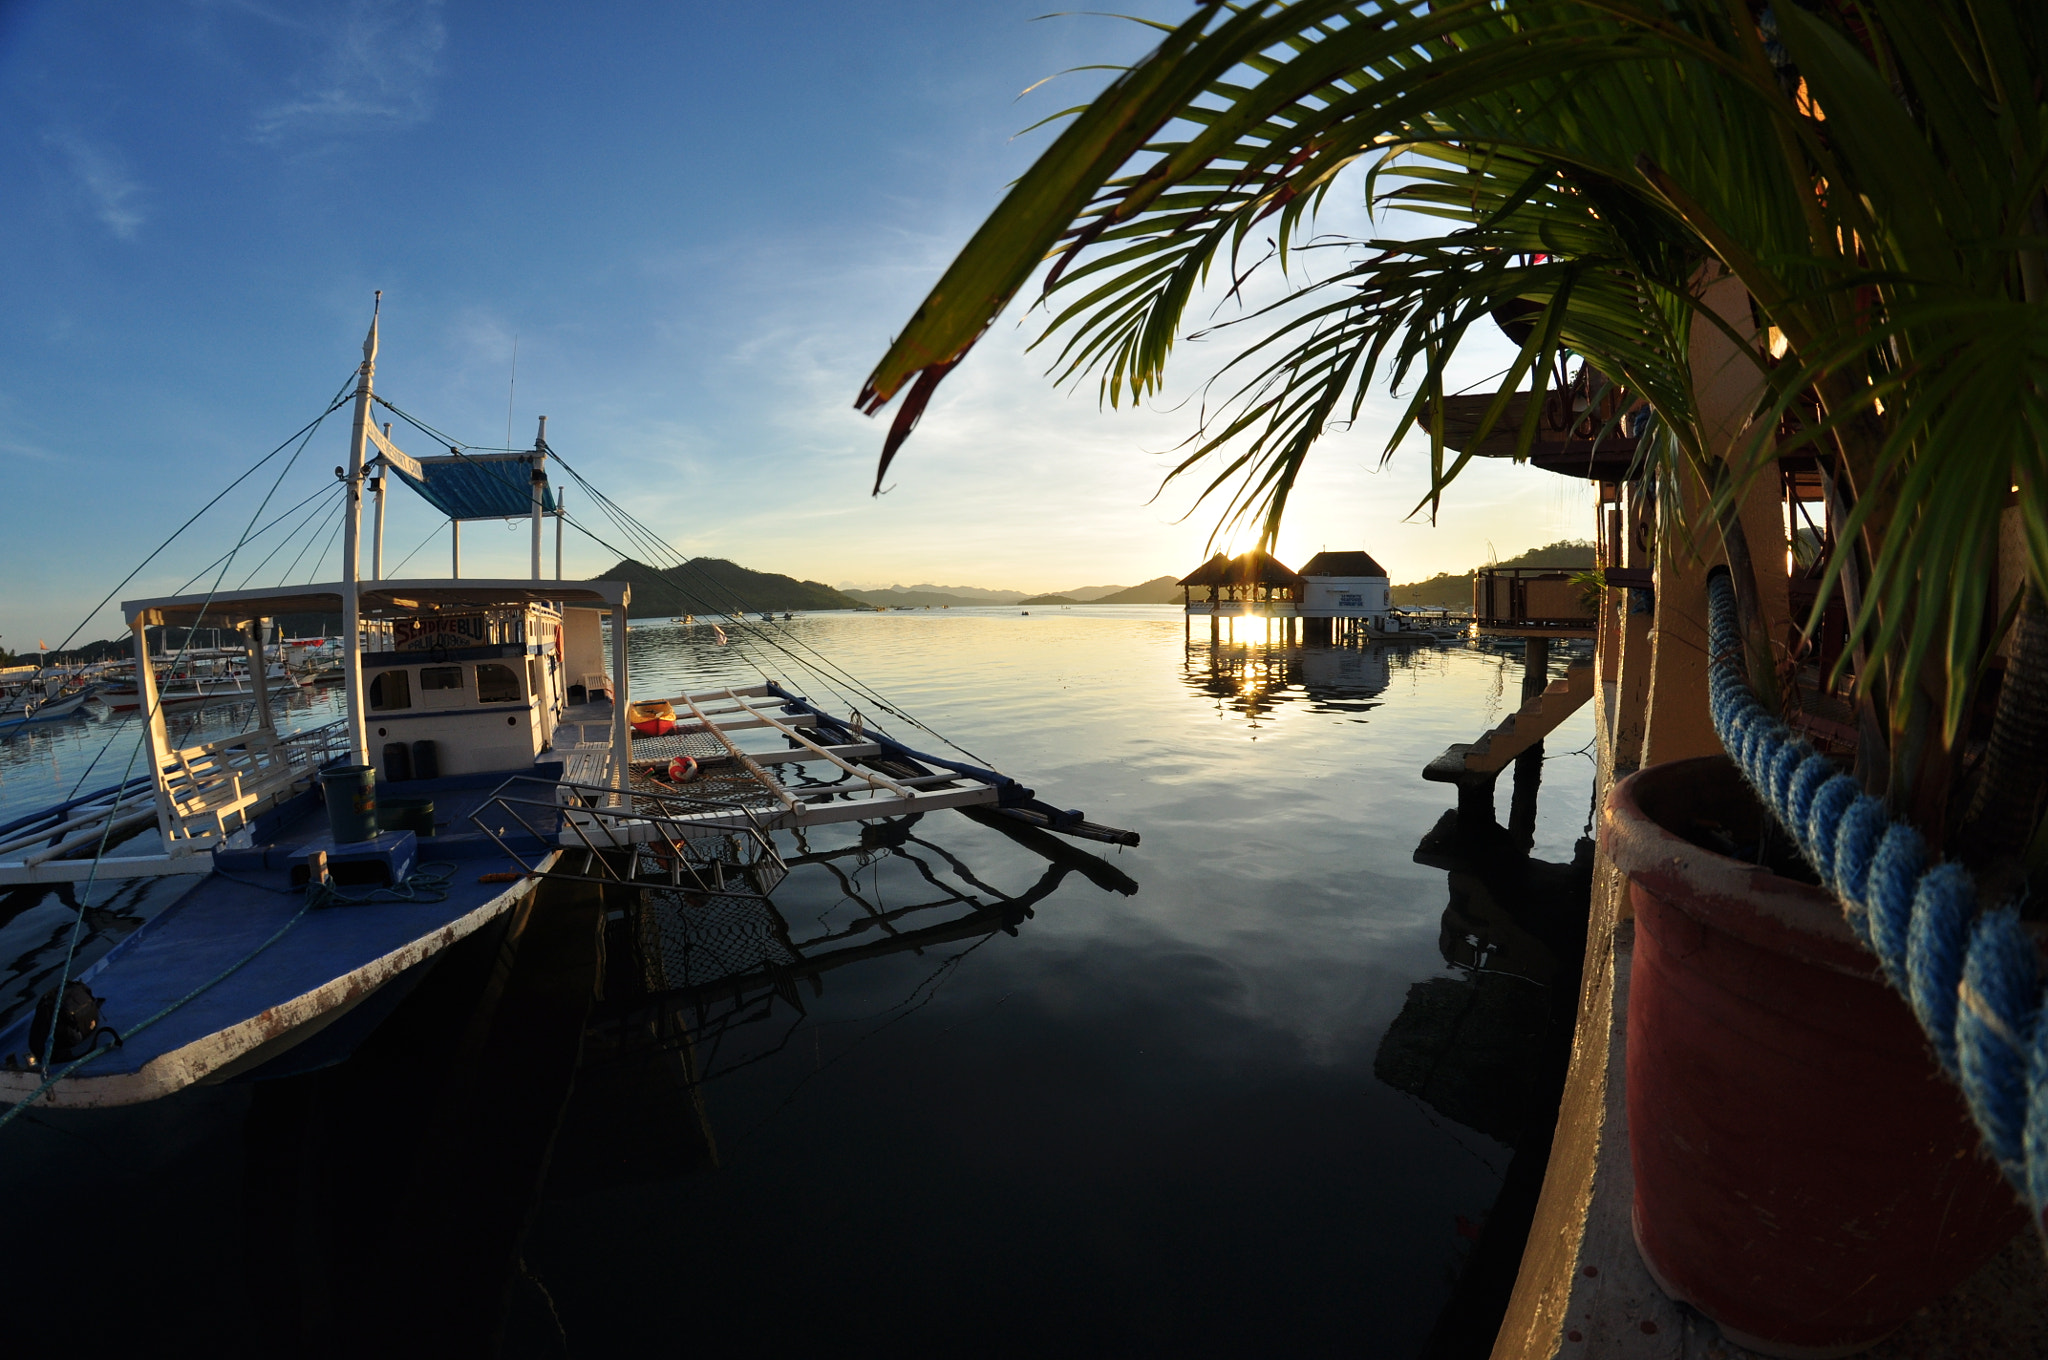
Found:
<box><xmin>388</xmin><ymin>453</ymin><xmax>558</xmax><ymax>521</ymax></box>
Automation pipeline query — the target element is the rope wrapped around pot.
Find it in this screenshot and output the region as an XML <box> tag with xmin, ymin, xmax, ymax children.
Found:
<box><xmin>1703</xmin><ymin>569</ymin><xmax>2048</xmax><ymax>1220</ymax></box>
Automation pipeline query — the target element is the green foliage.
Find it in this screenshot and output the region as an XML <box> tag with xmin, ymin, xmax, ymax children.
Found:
<box><xmin>862</xmin><ymin>0</ymin><xmax>2048</xmax><ymax>804</ymax></box>
<box><xmin>1391</xmin><ymin>539</ymin><xmax>1595</xmax><ymax>607</ymax></box>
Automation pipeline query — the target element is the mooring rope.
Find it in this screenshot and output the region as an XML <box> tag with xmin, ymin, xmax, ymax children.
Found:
<box><xmin>1703</xmin><ymin>569</ymin><xmax>2048</xmax><ymax>1218</ymax></box>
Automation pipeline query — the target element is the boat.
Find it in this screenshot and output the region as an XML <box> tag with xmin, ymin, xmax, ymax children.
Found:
<box><xmin>0</xmin><ymin>686</ymin><xmax>99</xmax><ymax>733</ymax></box>
<box><xmin>0</xmin><ymin>302</ymin><xmax>1134</xmax><ymax>1113</ymax></box>
<box><xmin>0</xmin><ymin>663</ymin><xmax>100</xmax><ymax>719</ymax></box>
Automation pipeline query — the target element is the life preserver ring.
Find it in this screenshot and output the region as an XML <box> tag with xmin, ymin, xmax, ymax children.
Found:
<box><xmin>667</xmin><ymin>755</ymin><xmax>700</xmax><ymax>782</ymax></box>
<box><xmin>553</xmin><ymin>622</ymin><xmax>564</xmax><ymax>658</ymax></box>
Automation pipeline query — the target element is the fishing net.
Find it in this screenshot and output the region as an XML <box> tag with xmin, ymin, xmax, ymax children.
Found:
<box><xmin>632</xmin><ymin>844</ymin><xmax>798</xmax><ymax>994</ymax></box>
<box><xmin>629</xmin><ymin>729</ymin><xmax>730</xmax><ymax>764</ymax></box>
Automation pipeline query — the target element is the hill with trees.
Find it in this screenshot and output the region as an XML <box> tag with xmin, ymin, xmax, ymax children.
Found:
<box><xmin>1093</xmin><ymin>576</ymin><xmax>1182</xmax><ymax>604</ymax></box>
<box><xmin>1391</xmin><ymin>541</ymin><xmax>1597</xmax><ymax>609</ymax></box>
<box><xmin>596</xmin><ymin>559</ymin><xmax>865</xmax><ymax>615</ymax></box>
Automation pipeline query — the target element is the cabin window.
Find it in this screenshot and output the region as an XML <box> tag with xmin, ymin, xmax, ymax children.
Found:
<box><xmin>475</xmin><ymin>662</ymin><xmax>522</xmax><ymax>703</ymax></box>
<box><xmin>369</xmin><ymin>670</ymin><xmax>412</xmax><ymax>711</ymax></box>
<box><xmin>527</xmin><ymin>658</ymin><xmax>543</xmax><ymax>701</ymax></box>
<box><xmin>419</xmin><ymin>666</ymin><xmax>463</xmax><ymax>692</ymax></box>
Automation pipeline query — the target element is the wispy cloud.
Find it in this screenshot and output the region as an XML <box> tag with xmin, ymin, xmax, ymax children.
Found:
<box><xmin>249</xmin><ymin>0</ymin><xmax>446</xmax><ymax>143</ymax></box>
<box><xmin>45</xmin><ymin>131</ymin><xmax>146</xmax><ymax>239</ymax></box>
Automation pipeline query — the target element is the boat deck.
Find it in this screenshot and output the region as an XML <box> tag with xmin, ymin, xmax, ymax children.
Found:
<box><xmin>0</xmin><ymin>762</ymin><xmax>566</xmax><ymax>1108</ymax></box>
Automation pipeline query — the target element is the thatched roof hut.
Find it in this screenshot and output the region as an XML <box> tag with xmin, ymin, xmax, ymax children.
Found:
<box><xmin>1178</xmin><ymin>551</ymin><xmax>1304</xmax><ymax>600</ymax></box>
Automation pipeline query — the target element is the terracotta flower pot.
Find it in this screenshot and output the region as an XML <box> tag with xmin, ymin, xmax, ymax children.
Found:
<box><xmin>1603</xmin><ymin>756</ymin><xmax>2023</xmax><ymax>1358</ymax></box>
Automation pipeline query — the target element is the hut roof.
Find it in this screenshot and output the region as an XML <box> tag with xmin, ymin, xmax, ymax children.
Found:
<box><xmin>1177</xmin><ymin>550</ymin><xmax>1302</xmax><ymax>588</ymax></box>
<box><xmin>1300</xmin><ymin>550</ymin><xmax>1388</xmax><ymax>579</ymax></box>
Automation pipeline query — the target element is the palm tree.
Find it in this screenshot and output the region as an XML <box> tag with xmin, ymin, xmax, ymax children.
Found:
<box><xmin>858</xmin><ymin>0</ymin><xmax>2048</xmax><ymax>890</ymax></box>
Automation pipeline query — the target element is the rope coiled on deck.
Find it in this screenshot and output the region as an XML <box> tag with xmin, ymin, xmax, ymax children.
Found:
<box><xmin>1704</xmin><ymin>571</ymin><xmax>2048</xmax><ymax>1217</ymax></box>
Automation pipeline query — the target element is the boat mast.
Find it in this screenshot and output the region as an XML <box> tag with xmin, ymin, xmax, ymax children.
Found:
<box><xmin>340</xmin><ymin>293</ymin><xmax>378</xmax><ymax>766</ymax></box>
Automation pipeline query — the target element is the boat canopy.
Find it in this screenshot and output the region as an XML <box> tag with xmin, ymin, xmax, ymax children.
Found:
<box><xmin>123</xmin><ymin>578</ymin><xmax>629</xmax><ymax>628</ymax></box>
<box><xmin>387</xmin><ymin>452</ymin><xmax>558</xmax><ymax>521</ymax></box>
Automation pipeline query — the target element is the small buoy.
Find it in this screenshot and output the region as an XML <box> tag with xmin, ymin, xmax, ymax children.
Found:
<box><xmin>667</xmin><ymin>755</ymin><xmax>700</xmax><ymax>782</ymax></box>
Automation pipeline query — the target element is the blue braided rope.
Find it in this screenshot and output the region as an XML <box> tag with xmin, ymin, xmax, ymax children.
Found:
<box><xmin>1703</xmin><ymin>572</ymin><xmax>2045</xmax><ymax>1213</ymax></box>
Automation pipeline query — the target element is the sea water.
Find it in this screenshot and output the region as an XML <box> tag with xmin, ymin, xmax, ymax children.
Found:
<box><xmin>0</xmin><ymin>605</ymin><xmax>1593</xmax><ymax>1356</ymax></box>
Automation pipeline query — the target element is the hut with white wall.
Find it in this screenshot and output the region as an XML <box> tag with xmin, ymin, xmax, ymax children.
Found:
<box><xmin>1298</xmin><ymin>550</ymin><xmax>1391</xmax><ymax>643</ymax></box>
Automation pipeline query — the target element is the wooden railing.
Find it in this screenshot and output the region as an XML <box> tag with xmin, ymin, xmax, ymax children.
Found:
<box><xmin>1472</xmin><ymin>567</ymin><xmax>1597</xmax><ymax>632</ymax></box>
<box><xmin>161</xmin><ymin>718</ymin><xmax>351</xmax><ymax>849</ymax></box>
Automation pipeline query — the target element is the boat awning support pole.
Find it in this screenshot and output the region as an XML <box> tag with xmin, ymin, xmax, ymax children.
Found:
<box><xmin>339</xmin><ymin>294</ymin><xmax>378</xmax><ymax>767</ymax></box>
<box><xmin>247</xmin><ymin>617</ymin><xmax>275</xmax><ymax>738</ymax></box>
<box><xmin>451</xmin><ymin>518</ymin><xmax>461</xmax><ymax>579</ymax></box>
<box><xmin>370</xmin><ymin>437</ymin><xmax>387</xmax><ymax>581</ymax></box>
<box><xmin>530</xmin><ymin>420</ymin><xmax>546</xmax><ymax>583</ymax></box>
<box><xmin>610</xmin><ymin>590</ymin><xmax>631</xmax><ymax>792</ymax></box>
<box><xmin>132</xmin><ymin>611</ymin><xmax>178</xmax><ymax>852</ymax></box>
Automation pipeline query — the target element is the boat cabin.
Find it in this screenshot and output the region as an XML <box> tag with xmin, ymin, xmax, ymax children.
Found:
<box><xmin>108</xmin><ymin>578</ymin><xmax>631</xmax><ymax>867</ymax></box>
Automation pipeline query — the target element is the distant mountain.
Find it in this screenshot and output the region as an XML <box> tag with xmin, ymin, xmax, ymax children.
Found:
<box><xmin>1391</xmin><ymin>540</ymin><xmax>1596</xmax><ymax>609</ymax></box>
<box><xmin>839</xmin><ymin>582</ymin><xmax>1028</xmax><ymax>604</ymax></box>
<box><xmin>843</xmin><ymin>588</ymin><xmax>1000</xmax><ymax>609</ymax></box>
<box><xmin>596</xmin><ymin>558</ymin><xmax>865</xmax><ymax>615</ymax></box>
<box><xmin>1094</xmin><ymin>576</ymin><xmax>1183</xmax><ymax>604</ymax></box>
<box><xmin>839</xmin><ymin>577</ymin><xmax>1180</xmax><ymax>607</ymax></box>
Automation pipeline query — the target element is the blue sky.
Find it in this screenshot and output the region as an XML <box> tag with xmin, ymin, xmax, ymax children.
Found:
<box><xmin>0</xmin><ymin>1</ymin><xmax>1589</xmax><ymax>644</ymax></box>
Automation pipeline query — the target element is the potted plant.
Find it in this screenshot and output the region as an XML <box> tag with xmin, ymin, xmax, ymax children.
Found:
<box><xmin>851</xmin><ymin>1</ymin><xmax>2048</xmax><ymax>1351</ymax></box>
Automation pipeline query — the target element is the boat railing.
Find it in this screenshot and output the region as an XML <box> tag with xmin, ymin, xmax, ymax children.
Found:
<box><xmin>159</xmin><ymin>717</ymin><xmax>351</xmax><ymax>850</ymax></box>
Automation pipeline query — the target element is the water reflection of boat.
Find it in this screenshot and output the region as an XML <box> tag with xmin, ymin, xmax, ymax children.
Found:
<box><xmin>606</xmin><ymin>808</ymin><xmax>1137</xmax><ymax>1078</ymax></box>
<box><xmin>226</xmin><ymin>804</ymin><xmax>1139</xmax><ymax>1348</ymax></box>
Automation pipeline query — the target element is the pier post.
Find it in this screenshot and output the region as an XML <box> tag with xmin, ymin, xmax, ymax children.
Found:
<box><xmin>1523</xmin><ymin>635</ymin><xmax>1551</xmax><ymax>700</ymax></box>
<box><xmin>1508</xmin><ymin>741</ymin><xmax>1543</xmax><ymax>848</ymax></box>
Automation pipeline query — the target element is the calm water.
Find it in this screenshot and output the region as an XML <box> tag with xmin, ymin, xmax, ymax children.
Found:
<box><xmin>0</xmin><ymin>606</ymin><xmax>1593</xmax><ymax>1356</ymax></box>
